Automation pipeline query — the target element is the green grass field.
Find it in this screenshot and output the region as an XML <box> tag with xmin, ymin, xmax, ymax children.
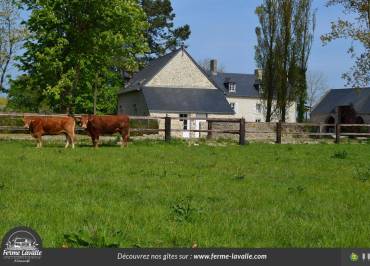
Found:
<box><xmin>0</xmin><ymin>139</ymin><xmax>369</xmax><ymax>248</ymax></box>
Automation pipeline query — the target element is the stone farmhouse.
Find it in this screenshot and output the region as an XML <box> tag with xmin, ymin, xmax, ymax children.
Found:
<box><xmin>311</xmin><ymin>87</ymin><xmax>370</xmax><ymax>125</ymax></box>
<box><xmin>118</xmin><ymin>48</ymin><xmax>234</xmax><ymax>138</ymax></box>
<box><xmin>118</xmin><ymin>47</ymin><xmax>296</xmax><ymax>138</ymax></box>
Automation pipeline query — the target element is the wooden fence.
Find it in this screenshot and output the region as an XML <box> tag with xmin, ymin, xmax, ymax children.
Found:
<box><xmin>0</xmin><ymin>112</ymin><xmax>370</xmax><ymax>145</ymax></box>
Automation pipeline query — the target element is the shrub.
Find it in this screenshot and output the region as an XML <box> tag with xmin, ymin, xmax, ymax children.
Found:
<box><xmin>332</xmin><ymin>150</ymin><xmax>348</xmax><ymax>159</ymax></box>
<box><xmin>63</xmin><ymin>229</ymin><xmax>119</xmax><ymax>248</ymax></box>
<box><xmin>170</xmin><ymin>197</ymin><xmax>199</xmax><ymax>223</ymax></box>
<box><xmin>0</xmin><ymin>116</ymin><xmax>23</xmax><ymax>127</ymax></box>
<box><xmin>354</xmin><ymin>167</ymin><xmax>370</xmax><ymax>182</ymax></box>
<box><xmin>130</xmin><ymin>119</ymin><xmax>159</xmax><ymax>136</ymax></box>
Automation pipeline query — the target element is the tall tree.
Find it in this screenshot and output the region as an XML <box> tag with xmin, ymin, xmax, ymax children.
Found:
<box><xmin>141</xmin><ymin>0</ymin><xmax>190</xmax><ymax>61</ymax></box>
<box><xmin>275</xmin><ymin>0</ymin><xmax>295</xmax><ymax>122</ymax></box>
<box><xmin>294</xmin><ymin>0</ymin><xmax>315</xmax><ymax>122</ymax></box>
<box><xmin>9</xmin><ymin>0</ymin><xmax>148</xmax><ymax>114</ymax></box>
<box><xmin>255</xmin><ymin>0</ymin><xmax>279</xmax><ymax>122</ymax></box>
<box><xmin>321</xmin><ymin>0</ymin><xmax>370</xmax><ymax>87</ymax></box>
<box><xmin>0</xmin><ymin>0</ymin><xmax>26</xmax><ymax>93</ymax></box>
<box><xmin>255</xmin><ymin>0</ymin><xmax>315</xmax><ymax>122</ymax></box>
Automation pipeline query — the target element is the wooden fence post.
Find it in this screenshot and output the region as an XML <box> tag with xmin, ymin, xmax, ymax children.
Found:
<box><xmin>239</xmin><ymin>118</ymin><xmax>245</xmax><ymax>145</ymax></box>
<box><xmin>276</xmin><ymin>121</ymin><xmax>282</xmax><ymax>144</ymax></box>
<box><xmin>335</xmin><ymin>123</ymin><xmax>341</xmax><ymax>144</ymax></box>
<box><xmin>165</xmin><ymin>116</ymin><xmax>171</xmax><ymax>142</ymax></box>
<box><xmin>207</xmin><ymin>121</ymin><xmax>213</xmax><ymax>139</ymax></box>
<box><xmin>319</xmin><ymin>122</ymin><xmax>323</xmax><ymax>139</ymax></box>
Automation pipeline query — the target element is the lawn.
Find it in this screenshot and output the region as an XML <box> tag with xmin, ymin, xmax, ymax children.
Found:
<box><xmin>0</xmin><ymin>139</ymin><xmax>369</xmax><ymax>248</ymax></box>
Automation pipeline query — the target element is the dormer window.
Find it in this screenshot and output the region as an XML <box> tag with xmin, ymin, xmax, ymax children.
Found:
<box><xmin>228</xmin><ymin>82</ymin><xmax>236</xmax><ymax>93</ymax></box>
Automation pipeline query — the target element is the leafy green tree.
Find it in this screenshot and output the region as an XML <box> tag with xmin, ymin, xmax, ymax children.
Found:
<box><xmin>255</xmin><ymin>0</ymin><xmax>315</xmax><ymax>122</ymax></box>
<box><xmin>321</xmin><ymin>0</ymin><xmax>370</xmax><ymax>87</ymax></box>
<box><xmin>275</xmin><ymin>0</ymin><xmax>295</xmax><ymax>122</ymax></box>
<box><xmin>9</xmin><ymin>0</ymin><xmax>148</xmax><ymax>114</ymax></box>
<box><xmin>141</xmin><ymin>0</ymin><xmax>190</xmax><ymax>61</ymax></box>
<box><xmin>7</xmin><ymin>74</ymin><xmax>48</xmax><ymax>112</ymax></box>
<box><xmin>294</xmin><ymin>0</ymin><xmax>315</xmax><ymax>122</ymax></box>
<box><xmin>0</xmin><ymin>0</ymin><xmax>26</xmax><ymax>93</ymax></box>
<box><xmin>255</xmin><ymin>0</ymin><xmax>279</xmax><ymax>122</ymax></box>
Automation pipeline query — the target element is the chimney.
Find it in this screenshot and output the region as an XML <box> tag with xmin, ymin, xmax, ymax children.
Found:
<box><xmin>210</xmin><ymin>59</ymin><xmax>218</xmax><ymax>75</ymax></box>
<box><xmin>255</xmin><ymin>69</ymin><xmax>263</xmax><ymax>81</ymax></box>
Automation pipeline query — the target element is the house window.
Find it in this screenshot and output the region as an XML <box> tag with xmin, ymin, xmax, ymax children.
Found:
<box><xmin>228</xmin><ymin>82</ymin><xmax>236</xmax><ymax>93</ymax></box>
<box><xmin>256</xmin><ymin>103</ymin><xmax>262</xmax><ymax>114</ymax></box>
<box><xmin>230</xmin><ymin>102</ymin><xmax>236</xmax><ymax>112</ymax></box>
<box><xmin>255</xmin><ymin>119</ymin><xmax>261</xmax><ymax>123</ymax></box>
<box><xmin>179</xmin><ymin>114</ymin><xmax>188</xmax><ymax>130</ymax></box>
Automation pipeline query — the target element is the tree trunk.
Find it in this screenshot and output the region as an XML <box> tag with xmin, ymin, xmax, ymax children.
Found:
<box><xmin>93</xmin><ymin>73</ymin><xmax>98</xmax><ymax>115</ymax></box>
<box><xmin>69</xmin><ymin>61</ymin><xmax>80</xmax><ymax>114</ymax></box>
<box><xmin>281</xmin><ymin>105</ymin><xmax>286</xmax><ymax>122</ymax></box>
<box><xmin>297</xmin><ymin>70</ymin><xmax>307</xmax><ymax>122</ymax></box>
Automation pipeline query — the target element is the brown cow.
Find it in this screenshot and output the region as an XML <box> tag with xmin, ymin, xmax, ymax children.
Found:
<box><xmin>78</xmin><ymin>115</ymin><xmax>130</xmax><ymax>148</ymax></box>
<box><xmin>23</xmin><ymin>116</ymin><xmax>76</xmax><ymax>148</ymax></box>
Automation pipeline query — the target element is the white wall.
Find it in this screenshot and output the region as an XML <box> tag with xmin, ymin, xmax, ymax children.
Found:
<box><xmin>226</xmin><ymin>97</ymin><xmax>297</xmax><ymax>123</ymax></box>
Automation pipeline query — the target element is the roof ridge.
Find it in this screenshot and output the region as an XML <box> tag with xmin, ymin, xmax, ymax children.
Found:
<box><xmin>119</xmin><ymin>49</ymin><xmax>181</xmax><ymax>94</ymax></box>
<box><xmin>331</xmin><ymin>87</ymin><xmax>370</xmax><ymax>91</ymax></box>
<box><xmin>217</xmin><ymin>72</ymin><xmax>255</xmax><ymax>76</ymax></box>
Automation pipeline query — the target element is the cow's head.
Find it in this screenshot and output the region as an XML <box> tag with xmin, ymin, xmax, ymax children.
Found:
<box><xmin>79</xmin><ymin>115</ymin><xmax>90</xmax><ymax>129</ymax></box>
<box><xmin>23</xmin><ymin>116</ymin><xmax>34</xmax><ymax>129</ymax></box>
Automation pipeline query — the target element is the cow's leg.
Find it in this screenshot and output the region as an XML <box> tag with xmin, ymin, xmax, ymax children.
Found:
<box><xmin>36</xmin><ymin>137</ymin><xmax>42</xmax><ymax>148</ymax></box>
<box><xmin>91</xmin><ymin>134</ymin><xmax>99</xmax><ymax>148</ymax></box>
<box><xmin>121</xmin><ymin>127</ymin><xmax>129</xmax><ymax>148</ymax></box>
<box><xmin>66</xmin><ymin>135</ymin><xmax>74</xmax><ymax>149</ymax></box>
<box><xmin>70</xmin><ymin>132</ymin><xmax>75</xmax><ymax>149</ymax></box>
<box><xmin>64</xmin><ymin>134</ymin><xmax>69</xmax><ymax>149</ymax></box>
<box><xmin>90</xmin><ymin>135</ymin><xmax>96</xmax><ymax>147</ymax></box>
<box><xmin>65</xmin><ymin>133</ymin><xmax>74</xmax><ymax>149</ymax></box>
<box><xmin>94</xmin><ymin>135</ymin><xmax>100</xmax><ymax>148</ymax></box>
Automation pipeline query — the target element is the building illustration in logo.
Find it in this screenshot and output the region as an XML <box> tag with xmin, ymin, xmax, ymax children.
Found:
<box><xmin>1</xmin><ymin>227</ymin><xmax>42</xmax><ymax>263</ymax></box>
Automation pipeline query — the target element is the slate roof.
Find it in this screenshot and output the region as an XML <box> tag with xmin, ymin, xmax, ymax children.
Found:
<box><xmin>311</xmin><ymin>87</ymin><xmax>370</xmax><ymax>115</ymax></box>
<box><xmin>118</xmin><ymin>48</ymin><xmax>234</xmax><ymax>115</ymax></box>
<box><xmin>208</xmin><ymin>72</ymin><xmax>261</xmax><ymax>98</ymax></box>
<box><xmin>142</xmin><ymin>87</ymin><xmax>234</xmax><ymax>114</ymax></box>
<box><xmin>119</xmin><ymin>49</ymin><xmax>180</xmax><ymax>93</ymax></box>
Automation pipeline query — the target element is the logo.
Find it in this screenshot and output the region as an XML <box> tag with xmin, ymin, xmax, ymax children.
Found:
<box><xmin>1</xmin><ymin>226</ymin><xmax>42</xmax><ymax>263</ymax></box>
<box><xmin>350</xmin><ymin>252</ymin><xmax>359</xmax><ymax>262</ymax></box>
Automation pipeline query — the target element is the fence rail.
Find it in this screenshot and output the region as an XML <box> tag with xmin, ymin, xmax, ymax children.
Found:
<box><xmin>0</xmin><ymin>112</ymin><xmax>369</xmax><ymax>145</ymax></box>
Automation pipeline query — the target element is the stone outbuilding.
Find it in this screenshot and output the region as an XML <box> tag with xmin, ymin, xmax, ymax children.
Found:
<box><xmin>117</xmin><ymin>47</ymin><xmax>234</xmax><ymax>138</ymax></box>
<box><xmin>311</xmin><ymin>87</ymin><xmax>370</xmax><ymax>125</ymax></box>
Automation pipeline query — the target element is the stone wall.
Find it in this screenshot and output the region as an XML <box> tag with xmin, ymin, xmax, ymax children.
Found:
<box><xmin>147</xmin><ymin>51</ymin><xmax>216</xmax><ymax>89</ymax></box>
<box><xmin>118</xmin><ymin>91</ymin><xmax>149</xmax><ymax>116</ymax></box>
<box><xmin>199</xmin><ymin>121</ymin><xmax>277</xmax><ymax>141</ymax></box>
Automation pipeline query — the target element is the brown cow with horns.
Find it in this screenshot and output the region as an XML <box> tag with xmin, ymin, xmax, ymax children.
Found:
<box><xmin>77</xmin><ymin>115</ymin><xmax>130</xmax><ymax>148</ymax></box>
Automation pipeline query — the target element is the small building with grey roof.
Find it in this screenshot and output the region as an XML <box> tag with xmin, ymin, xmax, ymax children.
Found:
<box><xmin>310</xmin><ymin>87</ymin><xmax>370</xmax><ymax>125</ymax></box>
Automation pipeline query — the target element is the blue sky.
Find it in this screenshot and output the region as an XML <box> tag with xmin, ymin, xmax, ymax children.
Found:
<box><xmin>2</xmin><ymin>0</ymin><xmax>361</xmax><ymax>98</ymax></box>
<box><xmin>171</xmin><ymin>0</ymin><xmax>361</xmax><ymax>89</ymax></box>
